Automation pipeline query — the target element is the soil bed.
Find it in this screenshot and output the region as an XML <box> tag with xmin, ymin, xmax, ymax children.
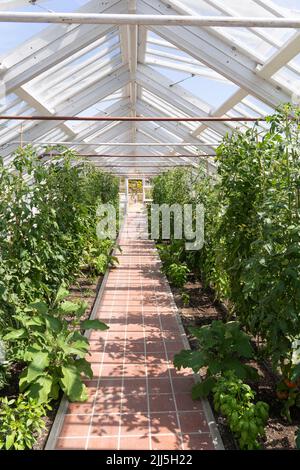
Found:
<box><xmin>171</xmin><ymin>276</ymin><xmax>300</xmax><ymax>450</ymax></box>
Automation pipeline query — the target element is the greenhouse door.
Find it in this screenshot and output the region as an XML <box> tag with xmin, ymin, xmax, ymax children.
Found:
<box><xmin>126</xmin><ymin>178</ymin><xmax>144</xmax><ymax>205</ymax></box>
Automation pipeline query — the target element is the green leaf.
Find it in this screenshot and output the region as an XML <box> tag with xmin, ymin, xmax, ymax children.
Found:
<box><xmin>29</xmin><ymin>301</ymin><xmax>48</xmax><ymax>315</ymax></box>
<box><xmin>5</xmin><ymin>432</ymin><xmax>16</xmax><ymax>450</ymax></box>
<box><xmin>23</xmin><ymin>344</ymin><xmax>42</xmax><ymax>362</ymax></box>
<box><xmin>174</xmin><ymin>349</ymin><xmax>206</xmax><ymax>372</ymax></box>
<box><xmin>45</xmin><ymin>315</ymin><xmax>62</xmax><ymax>333</ymax></box>
<box><xmin>55</xmin><ymin>285</ymin><xmax>69</xmax><ymax>304</ymax></box>
<box><xmin>50</xmin><ymin>380</ymin><xmax>60</xmax><ymax>400</ymax></box>
<box><xmin>3</xmin><ymin>328</ymin><xmax>26</xmax><ymax>341</ymax></box>
<box><xmin>20</xmin><ymin>351</ymin><xmax>50</xmax><ymax>390</ymax></box>
<box><xmin>73</xmin><ymin>302</ymin><xmax>88</xmax><ymax>318</ymax></box>
<box><xmin>192</xmin><ymin>377</ymin><xmax>216</xmax><ymax>399</ymax></box>
<box><xmin>26</xmin><ymin>375</ymin><xmax>53</xmax><ymax>403</ymax></box>
<box><xmin>60</xmin><ymin>364</ymin><xmax>88</xmax><ymax>402</ymax></box>
<box><xmin>81</xmin><ymin>319</ymin><xmax>109</xmax><ymax>331</ymax></box>
<box><xmin>30</xmin><ymin>351</ymin><xmax>50</xmax><ymax>371</ymax></box>
<box><xmin>234</xmin><ymin>335</ymin><xmax>254</xmax><ymax>358</ymax></box>
<box><xmin>75</xmin><ymin>358</ymin><xmax>93</xmax><ymax>379</ymax></box>
<box><xmin>60</xmin><ymin>301</ymin><xmax>81</xmax><ymax>314</ymax></box>
<box><xmin>222</xmin><ymin>358</ymin><xmax>250</xmax><ymax>379</ymax></box>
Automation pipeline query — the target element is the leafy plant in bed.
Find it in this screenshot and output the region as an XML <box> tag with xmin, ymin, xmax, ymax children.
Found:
<box><xmin>3</xmin><ymin>287</ymin><xmax>108</xmax><ymax>403</ymax></box>
<box><xmin>174</xmin><ymin>320</ymin><xmax>259</xmax><ymax>398</ymax></box>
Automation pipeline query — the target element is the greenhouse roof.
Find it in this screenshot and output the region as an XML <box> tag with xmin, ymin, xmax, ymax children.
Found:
<box><xmin>0</xmin><ymin>0</ymin><xmax>300</xmax><ymax>176</ymax></box>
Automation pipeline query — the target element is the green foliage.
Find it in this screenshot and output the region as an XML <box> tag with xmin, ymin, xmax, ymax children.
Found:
<box><xmin>0</xmin><ymin>145</ymin><xmax>118</xmax><ymax>332</ymax></box>
<box><xmin>83</xmin><ymin>239</ymin><xmax>120</xmax><ymax>276</ymax></box>
<box><xmin>213</xmin><ymin>372</ymin><xmax>269</xmax><ymax>450</ymax></box>
<box><xmin>154</xmin><ymin>105</ymin><xmax>300</xmax><ymax>372</ymax></box>
<box><xmin>181</xmin><ymin>292</ymin><xmax>190</xmax><ymax>307</ymax></box>
<box><xmin>166</xmin><ymin>263</ymin><xmax>190</xmax><ymax>288</ymax></box>
<box><xmin>3</xmin><ymin>288</ymin><xmax>108</xmax><ymax>403</ymax></box>
<box><xmin>215</xmin><ymin>104</ymin><xmax>300</xmax><ymax>366</ymax></box>
<box><xmin>152</xmin><ymin>167</ymin><xmax>196</xmax><ymax>207</ymax></box>
<box><xmin>0</xmin><ymin>394</ymin><xmax>50</xmax><ymax>450</ymax></box>
<box><xmin>174</xmin><ymin>320</ymin><xmax>258</xmax><ymax>397</ymax></box>
<box><xmin>152</xmin><ymin>168</ymin><xmax>202</xmax><ymax>274</ymax></box>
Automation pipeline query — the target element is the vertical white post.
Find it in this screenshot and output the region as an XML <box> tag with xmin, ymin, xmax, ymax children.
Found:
<box><xmin>125</xmin><ymin>177</ymin><xmax>129</xmax><ymax>212</ymax></box>
<box><xmin>142</xmin><ymin>177</ymin><xmax>145</xmax><ymax>203</ymax></box>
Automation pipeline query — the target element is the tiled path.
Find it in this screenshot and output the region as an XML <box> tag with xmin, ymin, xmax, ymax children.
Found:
<box><xmin>50</xmin><ymin>205</ymin><xmax>221</xmax><ymax>450</ymax></box>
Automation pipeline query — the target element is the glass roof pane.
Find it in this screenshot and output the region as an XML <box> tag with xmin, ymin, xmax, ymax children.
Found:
<box><xmin>149</xmin><ymin>64</ymin><xmax>238</xmax><ymax>108</ymax></box>
<box><xmin>39</xmin><ymin>45</ymin><xmax>121</xmax><ymax>104</ymax></box>
<box><xmin>0</xmin><ymin>1</ymin><xmax>87</xmax><ymax>55</ymax></box>
<box><xmin>180</xmin><ymin>0</ymin><xmax>296</xmax><ymax>59</ymax></box>
<box><xmin>272</xmin><ymin>66</ymin><xmax>300</xmax><ymax>95</ymax></box>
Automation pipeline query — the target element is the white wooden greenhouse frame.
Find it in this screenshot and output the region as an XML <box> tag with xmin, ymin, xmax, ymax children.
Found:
<box><xmin>0</xmin><ymin>0</ymin><xmax>300</xmax><ymax>177</ymax></box>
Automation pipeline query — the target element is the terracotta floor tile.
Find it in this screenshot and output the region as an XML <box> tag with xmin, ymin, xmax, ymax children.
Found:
<box><xmin>144</xmin><ymin>326</ymin><xmax>163</xmax><ymax>335</ymax></box>
<box><xmin>56</xmin><ymin>438</ymin><xmax>86</xmax><ymax>450</ymax></box>
<box><xmin>151</xmin><ymin>434</ymin><xmax>182</xmax><ymax>450</ymax></box>
<box><xmin>89</xmin><ymin>340</ymin><xmax>105</xmax><ymax>352</ymax></box>
<box><xmin>126</xmin><ymin>323</ymin><xmax>145</xmax><ymax>332</ymax></box>
<box><xmin>123</xmin><ymin>352</ymin><xmax>145</xmax><ymax>364</ymax></box>
<box><xmin>122</xmin><ymin>394</ymin><xmax>148</xmax><ymax>413</ymax></box>
<box><xmin>149</xmin><ymin>394</ymin><xmax>176</xmax><ymax>413</ymax></box>
<box><xmin>90</xmin><ymin>415</ymin><xmax>120</xmax><ymax>437</ymax></box>
<box><xmin>125</xmin><ymin>331</ymin><xmax>145</xmax><ymax>341</ymax></box>
<box><xmin>170</xmin><ymin>365</ymin><xmax>194</xmax><ymax>378</ymax></box>
<box><xmin>150</xmin><ymin>413</ymin><xmax>180</xmax><ymax>435</ymax></box>
<box><xmin>171</xmin><ymin>377</ymin><xmax>195</xmax><ymax>393</ymax></box>
<box><xmin>86</xmin><ymin>352</ymin><xmax>103</xmax><ymax>364</ymax></box>
<box><xmin>178</xmin><ymin>412</ymin><xmax>210</xmax><ymax>433</ymax></box>
<box><xmin>147</xmin><ymin>362</ymin><xmax>169</xmax><ymax>377</ymax></box>
<box><xmin>120</xmin><ymin>413</ymin><xmax>149</xmax><ymax>436</ymax></box>
<box><xmin>147</xmin><ymin>352</ymin><xmax>168</xmax><ymax>363</ymax></box>
<box><xmin>122</xmin><ymin>378</ymin><xmax>147</xmax><ymax>396</ymax></box>
<box><xmin>100</xmin><ymin>363</ymin><xmax>124</xmax><ymax>378</ymax></box>
<box><xmin>123</xmin><ymin>363</ymin><xmax>146</xmax><ymax>377</ymax></box>
<box><xmin>146</xmin><ymin>341</ymin><xmax>166</xmax><ymax>353</ymax></box>
<box><xmin>101</xmin><ymin>351</ymin><xmax>124</xmax><ymax>363</ymax></box>
<box><xmin>125</xmin><ymin>342</ymin><xmax>145</xmax><ymax>353</ymax></box>
<box><xmin>60</xmin><ymin>415</ymin><xmax>91</xmax><ymax>437</ymax></box>
<box><xmin>182</xmin><ymin>433</ymin><xmax>215</xmax><ymax>450</ymax></box>
<box><xmin>148</xmin><ymin>378</ymin><xmax>173</xmax><ymax>395</ymax></box>
<box><xmin>98</xmin><ymin>378</ymin><xmax>123</xmax><ymax>394</ymax></box>
<box><xmin>174</xmin><ymin>393</ymin><xmax>204</xmax><ymax>412</ymax></box>
<box><xmin>94</xmin><ymin>391</ymin><xmax>122</xmax><ymax>414</ymax></box>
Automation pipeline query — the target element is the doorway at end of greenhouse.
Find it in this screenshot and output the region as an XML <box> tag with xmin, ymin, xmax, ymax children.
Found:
<box><xmin>123</xmin><ymin>177</ymin><xmax>152</xmax><ymax>207</ymax></box>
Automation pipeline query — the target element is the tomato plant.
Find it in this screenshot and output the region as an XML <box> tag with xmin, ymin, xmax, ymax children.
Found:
<box><xmin>0</xmin><ymin>146</ymin><xmax>118</xmax><ymax>332</ymax></box>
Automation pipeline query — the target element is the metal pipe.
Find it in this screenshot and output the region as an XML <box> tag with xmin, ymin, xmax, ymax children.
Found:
<box><xmin>0</xmin><ymin>114</ymin><xmax>265</xmax><ymax>122</ymax></box>
<box><xmin>42</xmin><ymin>153</ymin><xmax>217</xmax><ymax>158</ymax></box>
<box><xmin>0</xmin><ymin>12</ymin><xmax>300</xmax><ymax>28</ymax></box>
<box><xmin>1</xmin><ymin>141</ymin><xmax>220</xmax><ymax>147</ymax></box>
